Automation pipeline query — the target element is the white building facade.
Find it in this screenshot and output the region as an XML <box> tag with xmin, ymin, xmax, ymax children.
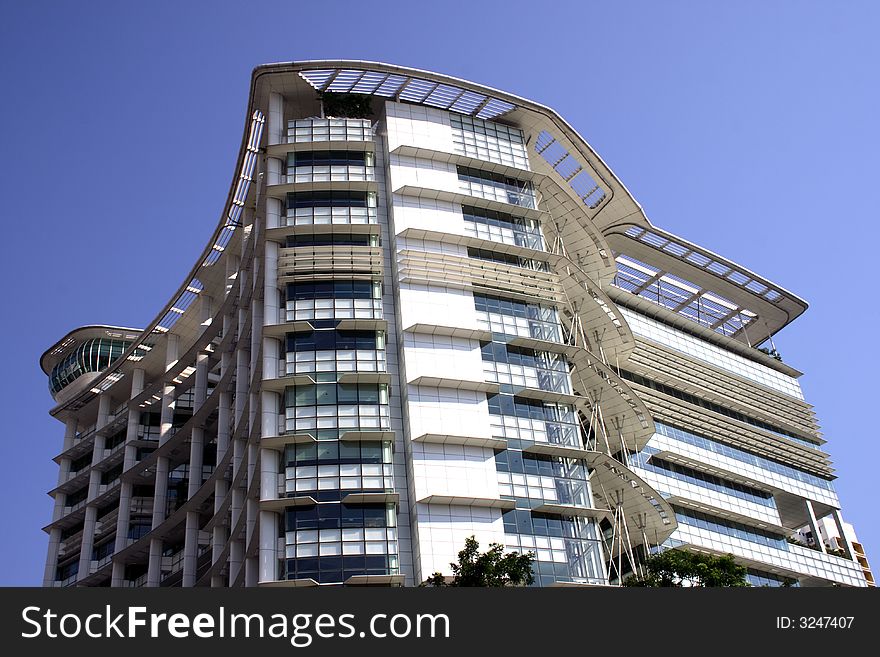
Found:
<box><xmin>40</xmin><ymin>61</ymin><xmax>870</xmax><ymax>588</ymax></box>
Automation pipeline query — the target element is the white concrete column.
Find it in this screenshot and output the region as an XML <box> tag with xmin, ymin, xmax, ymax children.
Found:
<box><xmin>264</xmin><ymin>337</ymin><xmax>280</xmax><ymax>382</ymax></box>
<box><xmin>96</xmin><ymin>393</ymin><xmax>111</xmax><ymax>429</ymax></box>
<box><xmin>251</xmin><ymin>296</ymin><xmax>262</xmax><ymax>378</ymax></box>
<box><xmin>231</xmin><ymin>333</ymin><xmax>250</xmax><ymax>585</ymax></box>
<box><xmin>267</xmin><ymin>157</ymin><xmax>282</xmax><ymax>186</ymax></box>
<box><xmin>831</xmin><ymin>509</ymin><xmax>858</xmax><ymax>561</ymax></box>
<box><xmin>43</xmin><ymin>527</ymin><xmax>62</xmax><ymax>586</ymax></box>
<box><xmin>181</xmin><ymin>345</ymin><xmax>212</xmax><ymax>587</ymax></box>
<box><xmin>804</xmin><ymin>499</ymin><xmax>827</xmax><ymax>554</ymax></box>
<box><xmin>266</xmin><ymin>197</ymin><xmax>282</xmax><ymax>230</ymax></box>
<box><xmin>52</xmin><ymin>418</ymin><xmax>79</xmax><ymax>524</ymax></box>
<box><xmin>111</xmin><ymin>368</ymin><xmax>144</xmax><ymax>586</ymax></box>
<box><xmin>74</xmin><ymin>394</ymin><xmax>111</xmax><ymax>583</ymax></box>
<box><xmin>230</xmin><ymin>437</ymin><xmax>246</xmax><ymax>583</ymax></box>
<box><xmin>245</xmin><ymin>556</ymin><xmax>258</xmax><ymax>587</ymax></box>
<box><xmin>261</xmin><ymin>444</ymin><xmax>279</xmax><ymax>500</ymax></box>
<box><xmin>182</xmin><ymin>510</ymin><xmax>200</xmax><ymax>587</ymax></box>
<box><xmin>144</xmin><ymin>335</ymin><xmax>180</xmax><ymax>587</ymax></box>
<box><xmin>147</xmin><ymin>537</ymin><xmax>163</xmax><ymax>587</ymax></box>
<box><xmin>77</xmin><ymin>505</ymin><xmax>98</xmax><ymax>583</ymax></box>
<box><xmin>262</xmin><ymin>394</ymin><xmax>280</xmax><ymax>450</ymax></box>
<box><xmin>259</xmin><ymin>511</ymin><xmax>278</xmax><ymax>583</ymax></box>
<box><xmin>62</xmin><ymin>416</ymin><xmax>78</xmax><ymax>452</ymax></box>
<box><xmin>159</xmin><ymin>336</ymin><xmax>179</xmax><ymax>448</ymax></box>
<box><xmin>211</xmin><ymin>325</ymin><xmax>234</xmax><ymax>586</ymax></box>
<box><xmin>182</xmin><ymin>425</ymin><xmax>205</xmax><ymax>587</ymax></box>
<box><xmin>258</xmin><ymin>445</ymin><xmax>279</xmax><ymax>584</ymax></box>
<box><xmin>264</xmin><ymin>241</ymin><xmax>280</xmax><ymax>324</ymax></box>
<box><xmin>268</xmin><ymin>92</ymin><xmax>284</xmax><ymax>146</ymax></box>
<box><xmin>194</xmin><ymin>353</ymin><xmax>210</xmax><ymax>409</ymax></box>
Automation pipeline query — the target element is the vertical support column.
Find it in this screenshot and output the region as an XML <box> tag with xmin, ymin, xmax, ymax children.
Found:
<box><xmin>266</xmin><ymin>197</ymin><xmax>282</xmax><ymax>231</ymax></box>
<box><xmin>211</xmin><ymin>355</ymin><xmax>232</xmax><ymax>585</ymax></box>
<box><xmin>43</xmin><ymin>528</ymin><xmax>62</xmax><ymax>586</ymax></box>
<box><xmin>182</xmin><ymin>296</ymin><xmax>213</xmax><ymax>587</ymax></box>
<box><xmin>229</xmin><ymin>347</ymin><xmax>249</xmax><ymax>584</ymax></box>
<box><xmin>831</xmin><ymin>509</ymin><xmax>857</xmax><ymax>562</ymax></box>
<box><xmin>44</xmin><ymin>413</ymin><xmax>74</xmax><ymax>584</ymax></box>
<box><xmin>267</xmin><ymin>157</ymin><xmax>282</xmax><ymax>186</ymax></box>
<box><xmin>260</xmin><ymin>386</ymin><xmax>280</xmax><ymax>583</ymax></box>
<box><xmin>804</xmin><ymin>499</ymin><xmax>827</xmax><ymax>554</ymax></box>
<box><xmin>227</xmin><ymin>260</ymin><xmax>251</xmax><ymax>584</ymax></box>
<box><xmin>264</xmin><ymin>241</ymin><xmax>280</xmax><ymax>323</ymax></box>
<box><xmin>147</xmin><ymin>334</ymin><xmax>179</xmax><ymax>587</ymax></box>
<box><xmin>77</xmin><ymin>394</ymin><xmax>111</xmax><ymax>583</ymax></box>
<box><xmin>211</xmin><ymin>297</ymin><xmax>235</xmax><ymax>587</ymax></box>
<box><xmin>245</xmin><ymin>440</ymin><xmax>259</xmax><ymax>586</ymax></box>
<box><xmin>268</xmin><ymin>92</ymin><xmax>284</xmax><ymax>146</ymax></box>
<box><xmin>111</xmin><ymin>368</ymin><xmax>144</xmax><ymax>586</ymax></box>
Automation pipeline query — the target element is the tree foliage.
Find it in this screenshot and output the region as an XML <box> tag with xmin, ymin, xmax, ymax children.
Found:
<box><xmin>623</xmin><ymin>549</ymin><xmax>749</xmax><ymax>587</ymax></box>
<box><xmin>423</xmin><ymin>536</ymin><xmax>535</xmax><ymax>587</ymax></box>
<box><xmin>321</xmin><ymin>92</ymin><xmax>373</xmax><ymax>119</ymax></box>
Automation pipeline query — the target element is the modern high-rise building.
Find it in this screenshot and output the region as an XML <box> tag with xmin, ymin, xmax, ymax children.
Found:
<box><xmin>40</xmin><ymin>60</ymin><xmax>871</xmax><ymax>588</ymax></box>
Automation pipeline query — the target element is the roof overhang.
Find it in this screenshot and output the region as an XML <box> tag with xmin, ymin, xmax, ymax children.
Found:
<box><xmin>606</xmin><ymin>224</ymin><xmax>808</xmax><ymax>343</ymax></box>
<box><xmin>40</xmin><ymin>325</ymin><xmax>144</xmax><ymax>375</ymax></box>
<box><xmin>250</xmin><ymin>60</ymin><xmax>651</xmax><ymax>236</ymax></box>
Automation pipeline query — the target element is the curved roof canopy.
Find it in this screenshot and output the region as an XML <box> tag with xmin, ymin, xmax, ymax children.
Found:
<box><xmin>606</xmin><ymin>224</ymin><xmax>808</xmax><ymax>344</ymax></box>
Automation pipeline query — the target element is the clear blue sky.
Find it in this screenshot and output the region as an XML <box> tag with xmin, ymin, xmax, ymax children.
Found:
<box><xmin>1</xmin><ymin>0</ymin><xmax>876</xmax><ymax>585</ymax></box>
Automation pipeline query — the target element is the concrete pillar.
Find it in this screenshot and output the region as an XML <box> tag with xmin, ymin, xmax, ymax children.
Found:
<box><xmin>181</xmin><ymin>346</ymin><xmax>211</xmax><ymax>586</ymax></box>
<box><xmin>62</xmin><ymin>416</ymin><xmax>78</xmax><ymax>452</ymax></box>
<box><xmin>159</xmin><ymin>341</ymin><xmax>179</xmax><ymax>448</ymax></box>
<box><xmin>261</xmin><ymin>444</ymin><xmax>279</xmax><ymax>501</ymax></box>
<box><xmin>48</xmin><ymin>418</ymin><xmax>78</xmax><ymax>584</ymax></box>
<box><xmin>182</xmin><ymin>511</ymin><xmax>200</xmax><ymax>587</ymax></box>
<box><xmin>264</xmin><ymin>241</ymin><xmax>280</xmax><ymax>323</ymax></box>
<box><xmin>74</xmin><ymin>394</ymin><xmax>111</xmax><ymax>583</ymax></box>
<box><xmin>267</xmin><ymin>157</ymin><xmax>282</xmax><ymax>186</ymax></box>
<box><xmin>52</xmin><ymin>418</ymin><xmax>79</xmax><ymax>525</ymax></box>
<box><xmin>259</xmin><ymin>511</ymin><xmax>278</xmax><ymax>583</ymax></box>
<box><xmin>264</xmin><ymin>337</ymin><xmax>280</xmax><ymax>382</ymax></box>
<box><xmin>145</xmin><ymin>336</ymin><xmax>179</xmax><ymax>588</ymax></box>
<box><xmin>831</xmin><ymin>509</ymin><xmax>858</xmax><ymax>561</ymax></box>
<box><xmin>258</xmin><ymin>444</ymin><xmax>279</xmax><ymax>584</ymax></box>
<box><xmin>147</xmin><ymin>537</ymin><xmax>163</xmax><ymax>588</ymax></box>
<box><xmin>111</xmin><ymin>368</ymin><xmax>144</xmax><ymax>586</ymax></box>
<box><xmin>268</xmin><ymin>92</ymin><xmax>284</xmax><ymax>146</ymax></box>
<box><xmin>804</xmin><ymin>499</ymin><xmax>827</xmax><ymax>554</ymax></box>
<box><xmin>266</xmin><ymin>197</ymin><xmax>282</xmax><ymax>230</ymax></box>
<box><xmin>77</xmin><ymin>505</ymin><xmax>97</xmax><ymax>583</ymax></box>
<box><xmin>211</xmin><ymin>311</ymin><xmax>234</xmax><ymax>586</ymax></box>
<box><xmin>194</xmin><ymin>353</ymin><xmax>210</xmax><ymax>409</ymax></box>
<box><xmin>43</xmin><ymin>527</ymin><xmax>62</xmax><ymax>586</ymax></box>
<box><xmin>251</xmin><ymin>296</ymin><xmax>262</xmax><ymax>378</ymax></box>
<box><xmin>96</xmin><ymin>393</ymin><xmax>111</xmax><ymax>430</ymax></box>
<box><xmin>262</xmin><ymin>391</ymin><xmax>280</xmax><ymax>439</ymax></box>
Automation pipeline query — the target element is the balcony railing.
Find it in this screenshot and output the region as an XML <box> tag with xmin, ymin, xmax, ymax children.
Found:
<box><xmin>285</xmin><ymin>298</ymin><xmax>383</xmax><ymax>322</ymax></box>
<box><xmin>285</xmin><ymin>165</ymin><xmax>375</xmax><ymax>184</ymax></box>
<box><xmin>284</xmin><ymin>206</ymin><xmax>377</xmax><ymax>226</ymax></box>
<box><xmin>286</xmin><ymin>118</ymin><xmax>373</xmax><ymax>144</ymax></box>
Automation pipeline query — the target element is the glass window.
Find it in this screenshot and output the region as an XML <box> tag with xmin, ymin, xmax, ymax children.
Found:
<box><xmin>287</xmin><ymin>280</ymin><xmax>374</xmax><ymax>300</ymax></box>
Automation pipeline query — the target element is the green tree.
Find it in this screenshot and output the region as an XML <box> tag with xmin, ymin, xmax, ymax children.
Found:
<box><xmin>623</xmin><ymin>549</ymin><xmax>749</xmax><ymax>587</ymax></box>
<box><xmin>423</xmin><ymin>536</ymin><xmax>535</xmax><ymax>587</ymax></box>
<box><xmin>320</xmin><ymin>92</ymin><xmax>373</xmax><ymax>119</ymax></box>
